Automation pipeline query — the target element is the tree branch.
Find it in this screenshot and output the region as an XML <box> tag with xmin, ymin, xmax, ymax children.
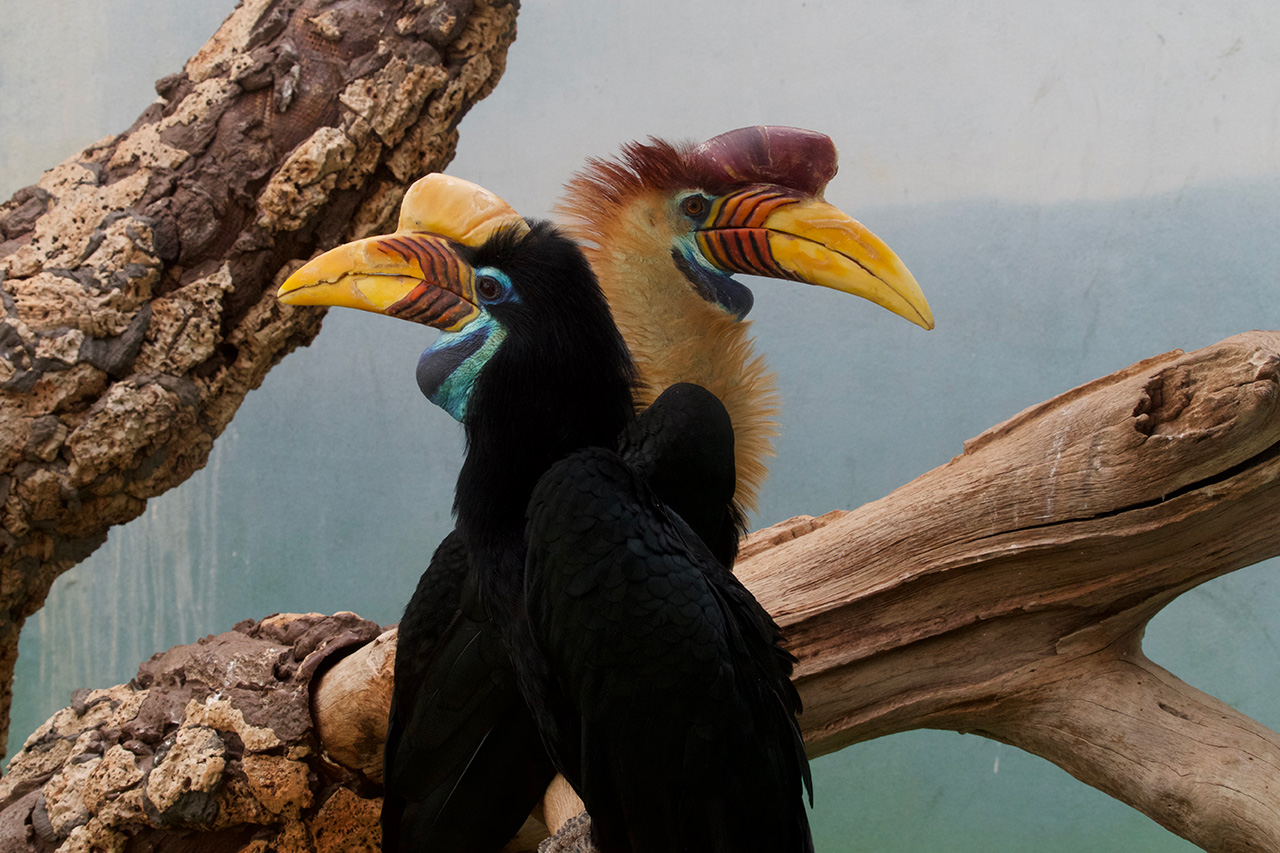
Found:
<box><xmin>0</xmin><ymin>0</ymin><xmax>519</xmax><ymax>759</ymax></box>
<box><xmin>761</xmin><ymin>331</ymin><xmax>1280</xmax><ymax>757</ymax></box>
<box><xmin>3</xmin><ymin>333</ymin><xmax>1275</xmax><ymax>847</ymax></box>
<box><xmin>988</xmin><ymin>648</ymin><xmax>1280</xmax><ymax>850</ymax></box>
<box><xmin>313</xmin><ymin>329</ymin><xmax>1280</xmax><ymax>850</ymax></box>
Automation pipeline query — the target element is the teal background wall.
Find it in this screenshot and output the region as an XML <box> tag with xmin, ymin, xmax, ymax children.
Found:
<box><xmin>4</xmin><ymin>2</ymin><xmax>1279</xmax><ymax>849</ymax></box>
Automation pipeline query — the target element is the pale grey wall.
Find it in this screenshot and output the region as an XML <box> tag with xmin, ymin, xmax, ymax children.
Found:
<box><xmin>4</xmin><ymin>2</ymin><xmax>1279</xmax><ymax>850</ymax></box>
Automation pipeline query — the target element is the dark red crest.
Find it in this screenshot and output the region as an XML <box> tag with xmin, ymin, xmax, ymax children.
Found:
<box><xmin>688</xmin><ymin>126</ymin><xmax>838</xmax><ymax>196</ymax></box>
<box><xmin>560</xmin><ymin>126</ymin><xmax>841</xmax><ymax>228</ymax></box>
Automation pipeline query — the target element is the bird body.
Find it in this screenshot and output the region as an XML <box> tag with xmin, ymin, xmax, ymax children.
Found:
<box><xmin>427</xmin><ymin>224</ymin><xmax>809</xmax><ymax>852</ymax></box>
<box><xmin>280</xmin><ymin>201</ymin><xmax>815</xmax><ymax>851</ymax></box>
<box><xmin>525</xmin><ymin>384</ymin><xmax>810</xmax><ymax>852</ymax></box>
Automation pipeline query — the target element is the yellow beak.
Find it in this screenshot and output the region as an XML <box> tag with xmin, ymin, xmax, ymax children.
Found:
<box><xmin>277</xmin><ymin>172</ymin><xmax>534</xmax><ymax>330</ymax></box>
<box><xmin>697</xmin><ymin>188</ymin><xmax>934</xmax><ymax>330</ymax></box>
<box><xmin>277</xmin><ymin>232</ymin><xmax>480</xmax><ymax>332</ymax></box>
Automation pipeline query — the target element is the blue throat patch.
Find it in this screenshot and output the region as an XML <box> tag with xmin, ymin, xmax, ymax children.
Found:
<box><xmin>416</xmin><ymin>318</ymin><xmax>507</xmax><ymax>421</ymax></box>
<box><xmin>671</xmin><ymin>246</ymin><xmax>754</xmax><ymax>320</ymax></box>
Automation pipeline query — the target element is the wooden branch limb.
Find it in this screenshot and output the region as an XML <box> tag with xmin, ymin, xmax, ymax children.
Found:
<box><xmin>755</xmin><ymin>330</ymin><xmax>1280</xmax><ymax>754</ymax></box>
<box><xmin>4</xmin><ymin>332</ymin><xmax>1275</xmax><ymax>849</ymax></box>
<box><xmin>0</xmin><ymin>0</ymin><xmax>519</xmax><ymax>759</ymax></box>
<box><xmin>307</xmin><ymin>330</ymin><xmax>1280</xmax><ymax>850</ymax></box>
<box><xmin>986</xmin><ymin>643</ymin><xmax>1280</xmax><ymax>850</ymax></box>
<box><xmin>312</xmin><ymin>625</ymin><xmax>396</xmax><ymax>781</ymax></box>
<box><xmin>0</xmin><ymin>612</ymin><xmax>389</xmax><ymax>851</ymax></box>
<box><xmin>737</xmin><ymin>329</ymin><xmax>1280</xmax><ymax>851</ymax></box>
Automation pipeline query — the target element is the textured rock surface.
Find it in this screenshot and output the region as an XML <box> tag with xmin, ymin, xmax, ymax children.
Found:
<box><xmin>0</xmin><ymin>0</ymin><xmax>519</xmax><ymax>758</ymax></box>
<box><xmin>0</xmin><ymin>612</ymin><xmax>382</xmax><ymax>852</ymax></box>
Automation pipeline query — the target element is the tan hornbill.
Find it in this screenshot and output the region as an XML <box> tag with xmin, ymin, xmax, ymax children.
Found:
<box><xmin>278</xmin><ymin>127</ymin><xmax>932</xmax><ymax>851</ymax></box>
<box><xmin>559</xmin><ymin>125</ymin><xmax>933</xmax><ymax>511</ymax></box>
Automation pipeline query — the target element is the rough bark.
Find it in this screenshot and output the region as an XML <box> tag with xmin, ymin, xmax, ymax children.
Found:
<box><xmin>5</xmin><ymin>331</ymin><xmax>1275</xmax><ymax>851</ymax></box>
<box><xmin>0</xmin><ymin>0</ymin><xmax>519</xmax><ymax>759</ymax></box>
<box><xmin>0</xmin><ymin>612</ymin><xmax>387</xmax><ymax>852</ymax></box>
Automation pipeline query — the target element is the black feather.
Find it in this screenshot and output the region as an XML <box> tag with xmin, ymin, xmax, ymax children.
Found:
<box><xmin>382</xmin><ymin>532</ymin><xmax>555</xmax><ymax>852</ymax></box>
<box><xmin>382</xmin><ymin>221</ymin><xmax>811</xmax><ymax>852</ymax></box>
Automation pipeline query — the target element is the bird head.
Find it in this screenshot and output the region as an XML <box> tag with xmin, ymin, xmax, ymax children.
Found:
<box><xmin>559</xmin><ymin>125</ymin><xmax>934</xmax><ymax>330</ymax></box>
<box><xmin>276</xmin><ymin>174</ymin><xmax>632</xmax><ymax>427</ymax></box>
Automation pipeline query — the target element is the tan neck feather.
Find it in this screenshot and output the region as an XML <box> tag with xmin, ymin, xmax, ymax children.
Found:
<box><xmin>565</xmin><ymin>216</ymin><xmax>779</xmax><ymax>515</ymax></box>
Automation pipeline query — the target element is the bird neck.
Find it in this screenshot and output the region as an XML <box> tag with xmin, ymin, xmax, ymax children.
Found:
<box><xmin>453</xmin><ymin>312</ymin><xmax>637</xmax><ymax>609</ymax></box>
<box><xmin>577</xmin><ymin>236</ymin><xmax>778</xmax><ymax>516</ymax></box>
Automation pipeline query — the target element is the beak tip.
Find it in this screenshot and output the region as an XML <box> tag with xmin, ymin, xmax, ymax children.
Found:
<box><xmin>276</xmin><ymin>279</ymin><xmax>312</xmax><ymax>306</ymax></box>
<box><xmin>902</xmin><ymin>298</ymin><xmax>934</xmax><ymax>331</ymax></box>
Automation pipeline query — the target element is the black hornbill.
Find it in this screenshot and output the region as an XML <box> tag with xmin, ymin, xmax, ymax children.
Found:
<box><xmin>279</xmin><ymin>189</ymin><xmax>812</xmax><ymax>849</ymax></box>
<box><xmin>279</xmin><ymin>127</ymin><xmax>933</xmax><ymax>850</ymax></box>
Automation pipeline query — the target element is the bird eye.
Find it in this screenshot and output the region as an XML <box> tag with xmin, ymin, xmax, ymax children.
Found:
<box><xmin>475</xmin><ymin>274</ymin><xmax>503</xmax><ymax>302</ymax></box>
<box><xmin>679</xmin><ymin>195</ymin><xmax>709</xmax><ymax>218</ymax></box>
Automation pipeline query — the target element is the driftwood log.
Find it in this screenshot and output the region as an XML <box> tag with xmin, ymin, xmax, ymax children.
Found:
<box><xmin>0</xmin><ymin>0</ymin><xmax>519</xmax><ymax>758</ymax></box>
<box><xmin>3</xmin><ymin>330</ymin><xmax>1275</xmax><ymax>851</ymax></box>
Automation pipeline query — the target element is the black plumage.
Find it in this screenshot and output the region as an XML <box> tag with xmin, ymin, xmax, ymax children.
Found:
<box><xmin>616</xmin><ymin>382</ymin><xmax>746</xmax><ymax>568</ymax></box>
<box><xmin>382</xmin><ymin>222</ymin><xmax>636</xmax><ymax>851</ymax></box>
<box><xmin>379</xmin><ymin>222</ymin><xmax>811</xmax><ymax>852</ymax></box>
<box><xmin>525</xmin><ymin>385</ymin><xmax>811</xmax><ymax>852</ymax></box>
<box><xmin>381</xmin><ymin>531</ymin><xmax>554</xmax><ymax>851</ymax></box>
<box><xmin>381</xmin><ymin>385</ymin><xmax>760</xmax><ymax>851</ymax></box>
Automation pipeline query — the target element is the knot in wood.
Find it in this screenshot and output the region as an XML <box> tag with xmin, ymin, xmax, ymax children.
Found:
<box><xmin>1133</xmin><ymin>366</ymin><xmax>1193</xmax><ymax>437</ymax></box>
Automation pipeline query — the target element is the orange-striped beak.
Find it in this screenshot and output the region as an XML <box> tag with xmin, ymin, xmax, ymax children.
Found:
<box><xmin>695</xmin><ymin>187</ymin><xmax>934</xmax><ymax>330</ymax></box>
<box><xmin>277</xmin><ymin>231</ymin><xmax>481</xmax><ymax>332</ymax></box>
<box><xmin>277</xmin><ymin>173</ymin><xmax>529</xmax><ymax>330</ymax></box>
